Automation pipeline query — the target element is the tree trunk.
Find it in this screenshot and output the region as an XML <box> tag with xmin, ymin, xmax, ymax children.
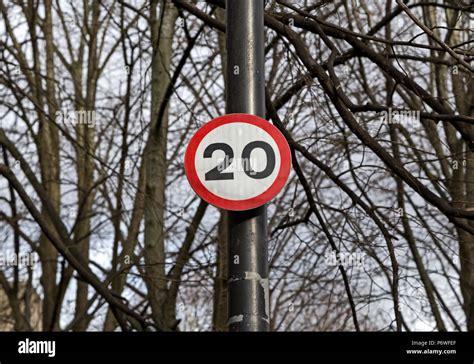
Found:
<box><xmin>143</xmin><ymin>0</ymin><xmax>178</xmax><ymax>330</ymax></box>
<box><xmin>38</xmin><ymin>0</ymin><xmax>60</xmax><ymax>331</ymax></box>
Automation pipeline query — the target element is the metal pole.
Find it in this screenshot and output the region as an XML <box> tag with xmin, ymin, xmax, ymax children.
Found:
<box><xmin>226</xmin><ymin>0</ymin><xmax>269</xmax><ymax>331</ymax></box>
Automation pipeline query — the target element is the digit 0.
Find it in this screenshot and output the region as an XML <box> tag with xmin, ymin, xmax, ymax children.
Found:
<box><xmin>242</xmin><ymin>141</ymin><xmax>275</xmax><ymax>179</ymax></box>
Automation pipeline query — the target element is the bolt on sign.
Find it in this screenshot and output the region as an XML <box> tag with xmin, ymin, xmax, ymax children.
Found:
<box><xmin>185</xmin><ymin>114</ymin><xmax>291</xmax><ymax>211</ymax></box>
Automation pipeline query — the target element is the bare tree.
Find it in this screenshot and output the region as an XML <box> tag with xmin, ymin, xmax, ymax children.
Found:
<box><xmin>0</xmin><ymin>0</ymin><xmax>472</xmax><ymax>332</ymax></box>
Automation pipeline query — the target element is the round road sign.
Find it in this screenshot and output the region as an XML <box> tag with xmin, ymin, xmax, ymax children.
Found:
<box><xmin>184</xmin><ymin>113</ymin><xmax>291</xmax><ymax>211</ymax></box>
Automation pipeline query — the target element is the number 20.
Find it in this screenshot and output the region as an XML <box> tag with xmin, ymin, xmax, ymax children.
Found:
<box><xmin>204</xmin><ymin>141</ymin><xmax>275</xmax><ymax>181</ymax></box>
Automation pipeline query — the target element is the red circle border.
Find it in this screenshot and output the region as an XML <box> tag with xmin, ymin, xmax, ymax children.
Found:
<box><xmin>184</xmin><ymin>113</ymin><xmax>291</xmax><ymax>211</ymax></box>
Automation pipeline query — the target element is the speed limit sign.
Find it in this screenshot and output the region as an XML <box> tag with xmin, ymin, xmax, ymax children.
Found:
<box><xmin>184</xmin><ymin>114</ymin><xmax>291</xmax><ymax>211</ymax></box>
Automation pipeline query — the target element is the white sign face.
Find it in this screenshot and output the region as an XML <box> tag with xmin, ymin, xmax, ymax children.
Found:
<box><xmin>194</xmin><ymin>122</ymin><xmax>280</xmax><ymax>201</ymax></box>
<box><xmin>185</xmin><ymin>114</ymin><xmax>291</xmax><ymax>211</ymax></box>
